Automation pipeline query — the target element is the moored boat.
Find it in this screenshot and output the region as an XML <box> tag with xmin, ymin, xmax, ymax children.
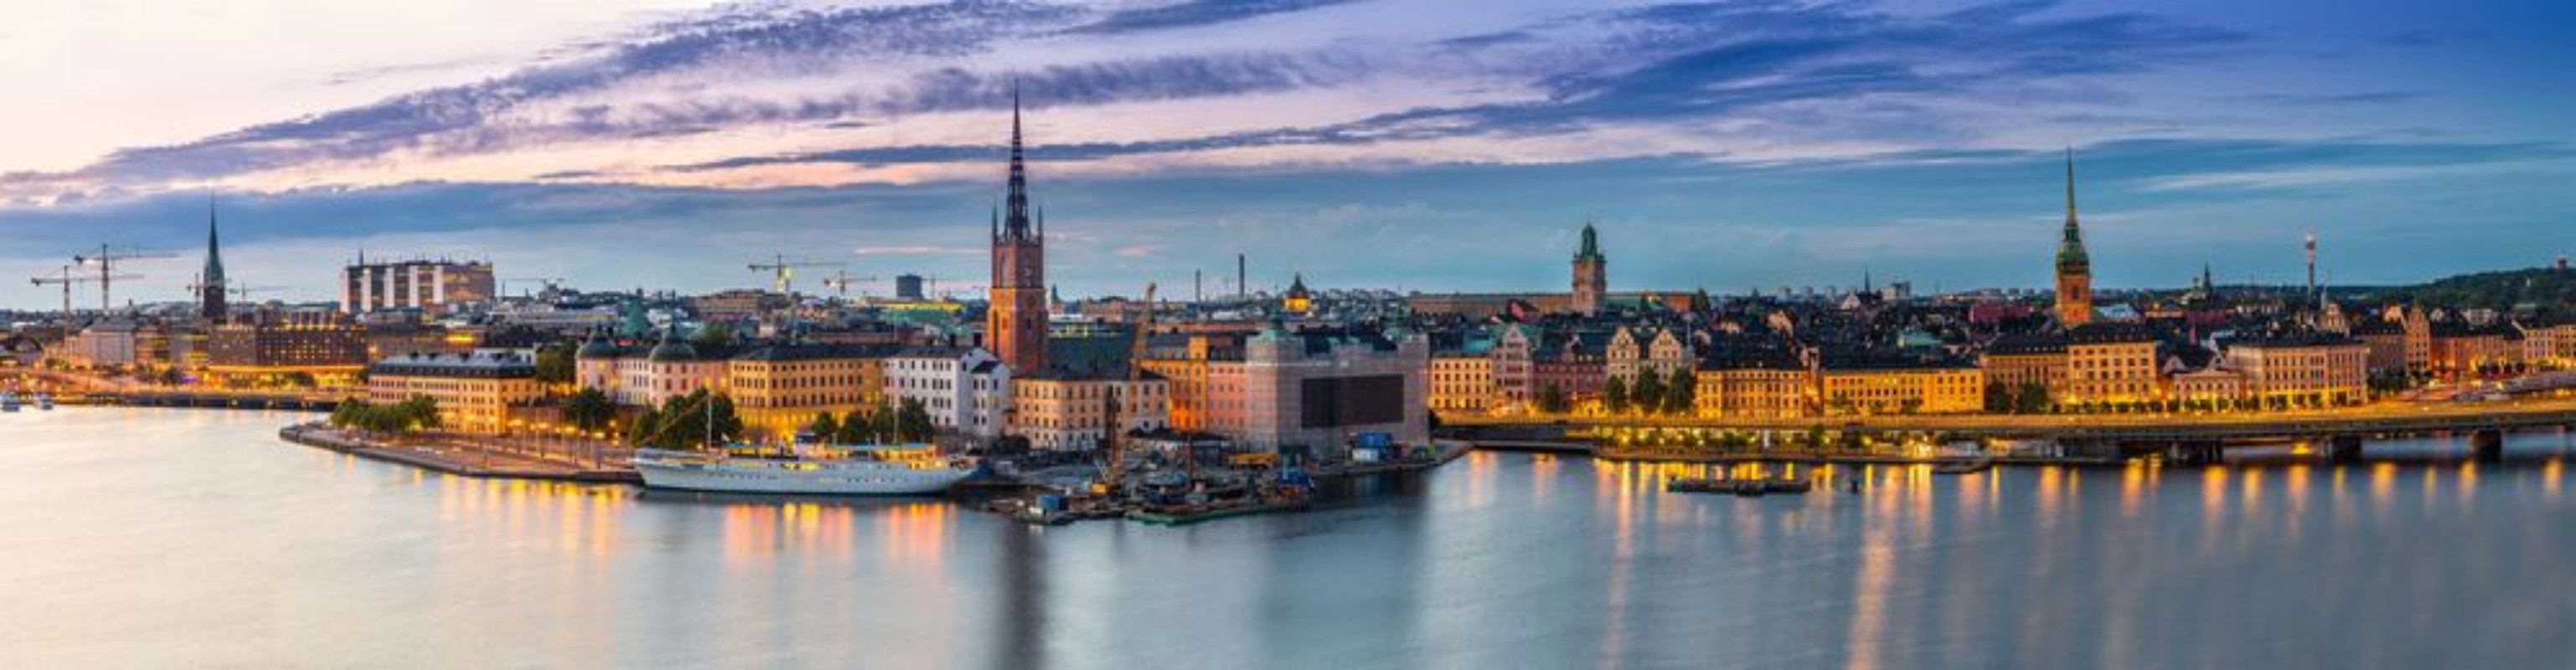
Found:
<box><xmin>631</xmin><ymin>443</ymin><xmax>978</xmax><ymax>496</ymax></box>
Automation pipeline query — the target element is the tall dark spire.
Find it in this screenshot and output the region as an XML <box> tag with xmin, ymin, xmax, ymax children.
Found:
<box><xmin>2056</xmin><ymin>148</ymin><xmax>2089</xmax><ymax>274</ymax></box>
<box><xmin>1002</xmin><ymin>84</ymin><xmax>1034</xmax><ymax>241</ymax></box>
<box><xmin>203</xmin><ymin>198</ymin><xmax>225</xmax><ymax>283</ymax></box>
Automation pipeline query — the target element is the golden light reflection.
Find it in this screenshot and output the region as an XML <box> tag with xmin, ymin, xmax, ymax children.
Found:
<box><xmin>2120</xmin><ymin>461</ymin><xmax>2146</xmax><ymax>518</ymax></box>
<box><xmin>2547</xmin><ymin>459</ymin><xmax>2564</xmax><ymax>502</ymax></box>
<box><xmin>2036</xmin><ymin>466</ymin><xmax>2064</xmax><ymax>524</ymax></box>
<box><xmin>2456</xmin><ymin>461</ymin><xmax>2477</xmax><ymax>507</ymax></box>
<box><xmin>2371</xmin><ymin>462</ymin><xmax>2398</xmax><ymax>515</ymax></box>
<box><xmin>2239</xmin><ymin>466</ymin><xmax>2263</xmax><ymax>517</ymax></box>
<box><xmin>2198</xmin><ymin>466</ymin><xmax>2228</xmax><ymax>556</ymax></box>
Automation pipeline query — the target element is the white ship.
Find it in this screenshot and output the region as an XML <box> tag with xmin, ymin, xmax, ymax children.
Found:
<box><xmin>632</xmin><ymin>444</ymin><xmax>979</xmax><ymax>496</ymax></box>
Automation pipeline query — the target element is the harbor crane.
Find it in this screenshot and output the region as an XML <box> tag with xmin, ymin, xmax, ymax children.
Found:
<box><xmin>70</xmin><ymin>245</ymin><xmax>174</xmax><ymax>312</ymax></box>
<box><xmin>29</xmin><ymin>265</ymin><xmax>135</xmax><ymax>317</ymax></box>
<box><xmin>820</xmin><ymin>270</ymin><xmax>882</xmax><ymax>300</ymax></box>
<box><xmin>1099</xmin><ymin>282</ymin><xmax>1156</xmax><ymax>493</ymax></box>
<box><xmin>748</xmin><ymin>254</ymin><xmax>845</xmax><ymax>296</ymax></box>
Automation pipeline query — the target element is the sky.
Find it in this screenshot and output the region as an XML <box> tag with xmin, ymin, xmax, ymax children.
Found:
<box><xmin>2</xmin><ymin>0</ymin><xmax>2571</xmax><ymax>310</ymax></box>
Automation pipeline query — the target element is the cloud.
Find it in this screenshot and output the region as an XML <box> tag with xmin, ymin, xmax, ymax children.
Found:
<box><xmin>1064</xmin><ymin>0</ymin><xmax>1363</xmax><ymax>35</ymax></box>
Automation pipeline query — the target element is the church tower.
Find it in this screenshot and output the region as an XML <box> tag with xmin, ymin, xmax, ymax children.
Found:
<box><xmin>2053</xmin><ymin>151</ymin><xmax>2093</xmax><ymax>327</ymax></box>
<box><xmin>1571</xmin><ymin>223</ymin><xmax>1607</xmax><ymax>316</ymax></box>
<box><xmin>201</xmin><ymin>201</ymin><xmax>229</xmax><ymax>324</ymax></box>
<box><xmin>988</xmin><ymin>90</ymin><xmax>1048</xmax><ymax>373</ymax></box>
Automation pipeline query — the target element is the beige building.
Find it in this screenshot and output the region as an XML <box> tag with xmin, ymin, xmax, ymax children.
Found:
<box><xmin>366</xmin><ymin>349</ymin><xmax>544</xmax><ymax>434</ymax></box>
<box><xmin>1605</xmin><ymin>326</ymin><xmax>1693</xmax><ymax>382</ymax></box>
<box><xmin>576</xmin><ymin>329</ymin><xmax>729</xmax><ymax>408</ymax></box>
<box><xmin>1979</xmin><ymin>335</ymin><xmax>2067</xmax><ymax>392</ymax></box>
<box><xmin>1693</xmin><ymin>358</ymin><xmax>1809</xmax><ymax>419</ymax></box>
<box><xmin>2517</xmin><ymin>317</ymin><xmax>2576</xmax><ymax>370</ymax></box>
<box><xmin>1008</xmin><ymin>368</ymin><xmax>1170</xmax><ymax>451</ymax></box>
<box><xmin>2222</xmin><ymin>335</ymin><xmax>2369</xmax><ymax>407</ymax></box>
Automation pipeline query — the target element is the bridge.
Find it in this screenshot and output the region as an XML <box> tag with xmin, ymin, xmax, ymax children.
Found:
<box><xmin>1445</xmin><ymin>398</ymin><xmax>2576</xmax><ymax>465</ymax></box>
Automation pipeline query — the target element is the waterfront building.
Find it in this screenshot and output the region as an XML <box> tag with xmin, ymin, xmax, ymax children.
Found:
<box><xmin>2054</xmin><ymin>152</ymin><xmax>2094</xmax><ymax>327</ymax></box>
<box><xmin>340</xmin><ymin>258</ymin><xmax>495</xmax><ymax>315</ymax></box>
<box><xmin>987</xmin><ymin>94</ymin><xmax>1049</xmax><ymax>375</ymax></box>
<box><xmin>1488</xmin><ymin>324</ymin><xmax>1542</xmax><ymax>413</ymax></box>
<box><xmin>2402</xmin><ymin>306</ymin><xmax>2434</xmax><ymax>374</ymax></box>
<box><xmin>1980</xmin><ymin>333</ymin><xmax>2068</xmax><ymax>392</ymax></box>
<box><xmin>1008</xmin><ymin>367</ymin><xmax>1170</xmax><ymax>451</ymax></box>
<box><xmin>1139</xmin><ymin>334</ymin><xmax>1234</xmax><ymax>433</ymax></box>
<box><xmin>575</xmin><ymin>329</ymin><xmax>729</xmax><ymax>408</ymax></box>
<box><xmin>1428</xmin><ymin>350</ymin><xmax>1494</xmax><ymax>415</ymax></box>
<box><xmin>1533</xmin><ymin>331</ymin><xmax>1610</xmax><ymax>408</ymax></box>
<box><xmin>1692</xmin><ymin>353</ymin><xmax>1809</xmax><ymax>418</ymax></box>
<box><xmin>883</xmin><ymin>346</ymin><xmax>1011</xmax><ymax>439</ymax></box>
<box><xmin>2515</xmin><ymin>314</ymin><xmax>2576</xmax><ymax>370</ymax></box>
<box><xmin>62</xmin><ymin>318</ymin><xmax>141</xmax><ymax>368</ymax></box>
<box><xmin>2219</xmin><ymin>334</ymin><xmax>2369</xmax><ymax>406</ymax></box>
<box><xmin>199</xmin><ymin>205</ymin><xmax>228</xmax><ymax>325</ymax></box>
<box><xmin>206</xmin><ymin>308</ymin><xmax>369</xmax><ymax>388</ymax></box>
<box><xmin>2429</xmin><ymin>322</ymin><xmax>2522</xmax><ymax>379</ymax></box>
<box><xmin>1572</xmin><ymin>223</ymin><xmax>1607</xmax><ymax>317</ymax></box>
<box><xmin>2058</xmin><ymin>323</ymin><xmax>2160</xmax><ymax>405</ymax></box>
<box><xmin>1605</xmin><ymin>325</ymin><xmax>1693</xmax><ymax>382</ymax></box>
<box><xmin>2170</xmin><ymin>368</ymin><xmax>2246</xmax><ymax>405</ymax></box>
<box><xmin>365</xmin><ymin>349</ymin><xmax>542</xmax><ymax>434</ymax></box>
<box><xmin>1234</xmin><ymin>322</ymin><xmax>1430</xmax><ymax>457</ymax></box>
<box><xmin>726</xmin><ymin>343</ymin><xmax>894</xmax><ymax>441</ymax></box>
<box><xmin>2351</xmin><ymin>318</ymin><xmax>2410</xmax><ymax>374</ymax></box>
<box><xmin>1817</xmin><ymin>358</ymin><xmax>1985</xmax><ymax>415</ymax></box>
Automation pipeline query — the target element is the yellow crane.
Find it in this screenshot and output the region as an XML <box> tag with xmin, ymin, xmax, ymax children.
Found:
<box><xmin>1099</xmin><ymin>282</ymin><xmax>1155</xmax><ymax>493</ymax></box>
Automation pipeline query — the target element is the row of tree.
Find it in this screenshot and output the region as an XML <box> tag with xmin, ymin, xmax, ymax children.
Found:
<box><xmin>1604</xmin><ymin>368</ymin><xmax>1697</xmax><ymax>415</ymax></box>
<box><xmin>329</xmin><ymin>396</ymin><xmax>442</xmax><ymax>433</ymax></box>
<box><xmin>803</xmin><ymin>398</ymin><xmax>936</xmax><ymax>445</ymax></box>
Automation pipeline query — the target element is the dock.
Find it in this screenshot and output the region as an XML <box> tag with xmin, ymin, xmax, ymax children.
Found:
<box><xmin>279</xmin><ymin>423</ymin><xmax>641</xmax><ymax>484</ymax></box>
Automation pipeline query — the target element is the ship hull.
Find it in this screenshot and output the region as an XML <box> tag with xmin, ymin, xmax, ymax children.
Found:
<box><xmin>633</xmin><ymin>454</ymin><xmax>975</xmax><ymax>496</ymax></box>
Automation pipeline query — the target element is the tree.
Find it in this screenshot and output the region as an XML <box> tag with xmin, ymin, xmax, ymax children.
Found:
<box><xmin>1538</xmin><ymin>385</ymin><xmax>1570</xmax><ymax>414</ymax></box>
<box><xmin>1604</xmin><ymin>375</ymin><xmax>1631</xmax><ymax>415</ymax></box>
<box><xmin>534</xmin><ymin>343</ymin><xmax>576</xmax><ymax>386</ymax></box>
<box><xmin>1662</xmin><ymin>370</ymin><xmax>1695</xmax><ymax>416</ymax></box>
<box><xmin>2015</xmin><ymin>383</ymin><xmax>2052</xmax><ymax>415</ymax></box>
<box><xmin>1984</xmin><ymin>382</ymin><xmax>2012</xmax><ymax>414</ymax></box>
<box><xmin>895</xmin><ymin>397</ymin><xmax>935</xmax><ymax>442</ymax></box>
<box><xmin>626</xmin><ymin>408</ymin><xmax>662</xmax><ymax>446</ymax></box>
<box><xmin>398</xmin><ymin>394</ymin><xmax>441</xmax><ymax>430</ymax></box>
<box><xmin>1631</xmin><ymin>369</ymin><xmax>1665</xmax><ymax>415</ymax></box>
<box><xmin>285</xmin><ymin>371</ymin><xmax>318</xmax><ymax>388</ymax></box>
<box><xmin>871</xmin><ymin>403</ymin><xmax>901</xmax><ymax>442</ymax></box>
<box><xmin>708</xmin><ymin>392</ymin><xmax>744</xmax><ymax>444</ymax></box>
<box><xmin>806</xmin><ymin>412</ymin><xmax>839</xmax><ymax>441</ymax></box>
<box><xmin>835</xmin><ymin>407</ymin><xmax>874</xmax><ymax>444</ymax></box>
<box><xmin>564</xmin><ymin>387</ymin><xmax>615</xmax><ymax>432</ymax></box>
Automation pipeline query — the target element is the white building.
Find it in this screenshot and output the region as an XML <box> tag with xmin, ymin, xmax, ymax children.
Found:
<box><xmin>340</xmin><ymin>259</ymin><xmax>495</xmax><ymax>315</ymax></box>
<box><xmin>882</xmin><ymin>346</ymin><xmax>1012</xmax><ymax>439</ymax></box>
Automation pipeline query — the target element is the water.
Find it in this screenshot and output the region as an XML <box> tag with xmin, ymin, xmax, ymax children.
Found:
<box><xmin>5</xmin><ymin>408</ymin><xmax>2575</xmax><ymax>669</ymax></box>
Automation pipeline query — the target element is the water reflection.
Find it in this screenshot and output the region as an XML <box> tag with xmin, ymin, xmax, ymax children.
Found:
<box><xmin>6</xmin><ymin>409</ymin><xmax>2576</xmax><ymax>668</ymax></box>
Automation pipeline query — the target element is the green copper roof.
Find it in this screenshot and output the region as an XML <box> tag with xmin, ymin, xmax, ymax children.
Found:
<box><xmin>1574</xmin><ymin>223</ymin><xmax>1605</xmax><ymax>263</ymax></box>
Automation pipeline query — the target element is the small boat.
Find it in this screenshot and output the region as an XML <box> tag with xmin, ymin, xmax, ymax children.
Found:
<box><xmin>34</xmin><ymin>393</ymin><xmax>54</xmax><ymax>410</ymax></box>
<box><xmin>1</xmin><ymin>391</ymin><xmax>20</xmax><ymax>413</ymax></box>
<box><xmin>1931</xmin><ymin>458</ymin><xmax>1993</xmax><ymax>475</ymax></box>
<box><xmin>1667</xmin><ymin>477</ymin><xmax>1811</xmax><ymax>497</ymax></box>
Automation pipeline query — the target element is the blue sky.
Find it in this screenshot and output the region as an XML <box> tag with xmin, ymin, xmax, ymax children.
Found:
<box><xmin>2</xmin><ymin>0</ymin><xmax>2570</xmax><ymax>309</ymax></box>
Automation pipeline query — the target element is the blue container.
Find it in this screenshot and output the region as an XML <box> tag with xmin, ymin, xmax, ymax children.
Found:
<box><xmin>1036</xmin><ymin>495</ymin><xmax>1066</xmax><ymax>513</ymax></box>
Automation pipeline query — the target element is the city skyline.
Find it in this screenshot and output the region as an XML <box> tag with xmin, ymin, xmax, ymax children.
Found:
<box><xmin>5</xmin><ymin>0</ymin><xmax>2574</xmax><ymax>309</ymax></box>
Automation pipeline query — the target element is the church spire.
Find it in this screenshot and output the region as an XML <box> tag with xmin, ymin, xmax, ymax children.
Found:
<box><xmin>203</xmin><ymin>198</ymin><xmax>225</xmax><ymax>283</ymax></box>
<box><xmin>1002</xmin><ymin>83</ymin><xmax>1033</xmax><ymax>240</ymax></box>
<box><xmin>2056</xmin><ymin>148</ymin><xmax>2089</xmax><ymax>274</ymax></box>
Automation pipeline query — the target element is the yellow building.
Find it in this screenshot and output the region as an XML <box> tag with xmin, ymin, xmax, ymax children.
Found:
<box><xmin>1979</xmin><ymin>335</ymin><xmax>2067</xmax><ymax>392</ymax></box>
<box><xmin>365</xmin><ymin>349</ymin><xmax>544</xmax><ymax>434</ymax></box>
<box><xmin>1693</xmin><ymin>362</ymin><xmax>1810</xmax><ymax>418</ymax></box>
<box><xmin>1818</xmin><ymin>362</ymin><xmax>1984</xmax><ymax>415</ymax></box>
<box><xmin>2060</xmin><ymin>324</ymin><xmax>2161</xmax><ymax>405</ymax></box>
<box><xmin>1429</xmin><ymin>352</ymin><xmax>1492</xmax><ymax>415</ymax></box>
<box><xmin>725</xmin><ymin>343</ymin><xmax>893</xmax><ymax>441</ymax></box>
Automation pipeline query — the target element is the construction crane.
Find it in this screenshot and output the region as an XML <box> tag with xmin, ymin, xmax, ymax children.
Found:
<box><xmin>29</xmin><ymin>265</ymin><xmax>135</xmax><ymax>317</ymax></box>
<box><xmin>915</xmin><ymin>275</ymin><xmax>959</xmax><ymax>301</ymax></box>
<box><xmin>70</xmin><ymin>245</ymin><xmax>174</xmax><ymax>312</ymax></box>
<box><xmin>1100</xmin><ymin>282</ymin><xmax>1156</xmax><ymax>494</ymax></box>
<box><xmin>820</xmin><ymin>270</ymin><xmax>881</xmax><ymax>300</ymax></box>
<box><xmin>747</xmin><ymin>254</ymin><xmax>846</xmax><ymax>296</ymax></box>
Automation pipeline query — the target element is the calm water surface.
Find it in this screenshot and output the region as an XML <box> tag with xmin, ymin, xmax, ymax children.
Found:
<box><xmin>5</xmin><ymin>408</ymin><xmax>2575</xmax><ymax>669</ymax></box>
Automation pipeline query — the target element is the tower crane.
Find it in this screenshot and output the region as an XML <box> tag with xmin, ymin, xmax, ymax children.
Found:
<box><xmin>70</xmin><ymin>245</ymin><xmax>174</xmax><ymax>312</ymax></box>
<box><xmin>30</xmin><ymin>265</ymin><xmax>135</xmax><ymax>317</ymax></box>
<box><xmin>1100</xmin><ymin>282</ymin><xmax>1156</xmax><ymax>494</ymax></box>
<box><xmin>820</xmin><ymin>270</ymin><xmax>882</xmax><ymax>300</ymax></box>
<box><xmin>748</xmin><ymin>254</ymin><xmax>846</xmax><ymax>296</ymax></box>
